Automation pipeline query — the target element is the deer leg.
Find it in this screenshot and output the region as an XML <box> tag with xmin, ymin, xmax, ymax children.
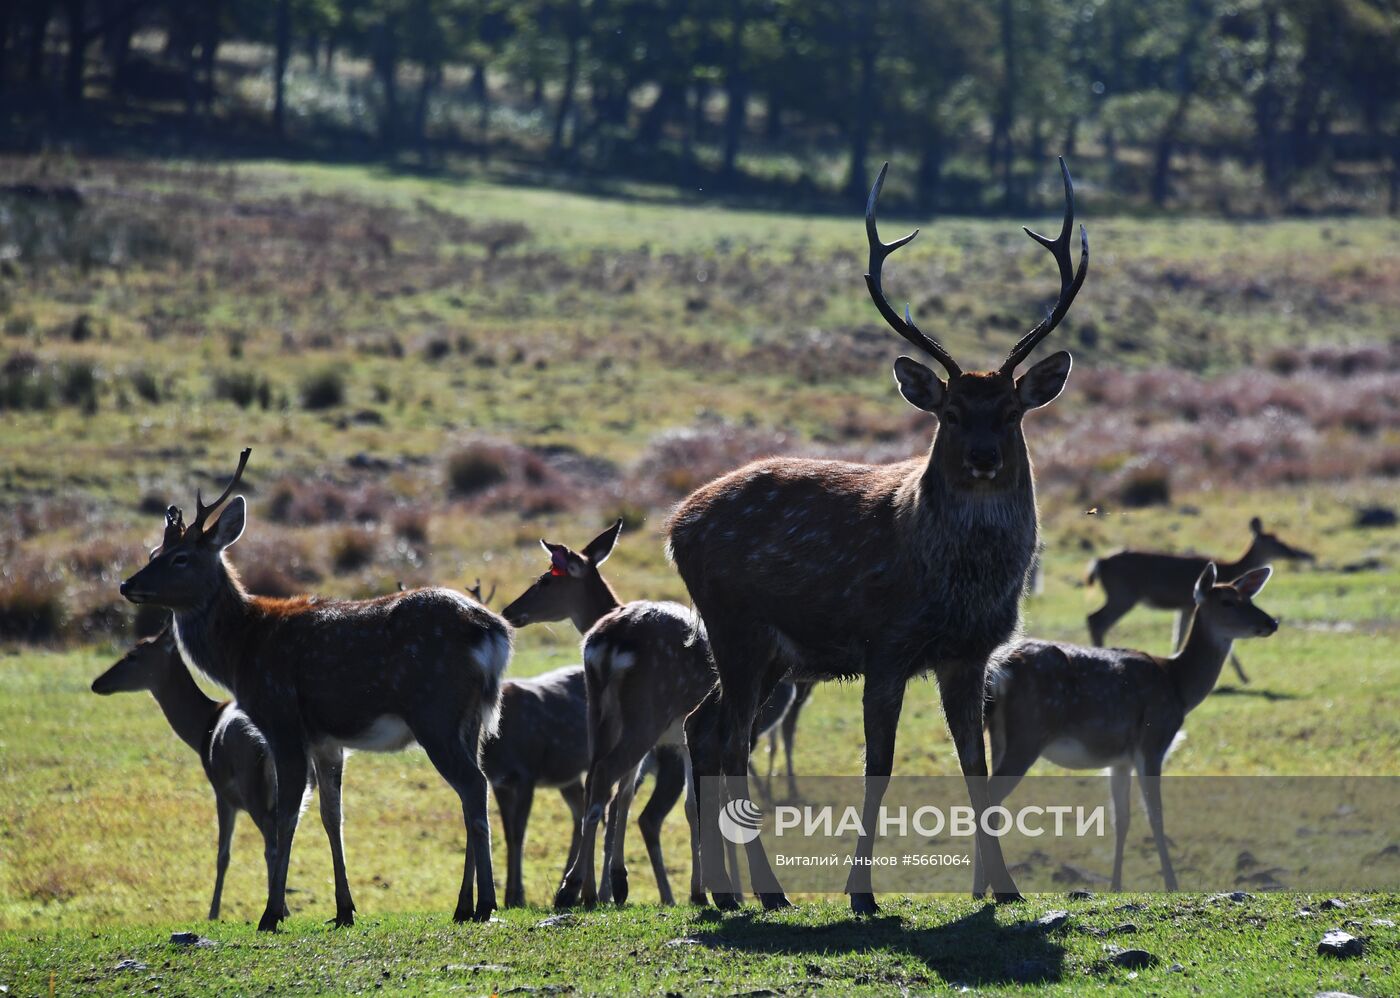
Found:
<box><xmin>685</xmin><ymin>685</ymin><xmax>738</xmax><ymax>909</ymax></box>
<box><xmin>559</xmin><ymin>780</ymin><xmax>586</xmax><ymax>884</ymax></box>
<box><xmin>209</xmin><ymin>795</ymin><xmax>236</xmax><ymax>921</ymax></box>
<box><xmin>638</xmin><ymin>747</ymin><xmax>686</xmax><ymax>906</ymax></box>
<box><xmin>782</xmin><ymin>686</ymin><xmax>807</xmax><ymax>800</ymax></box>
<box><xmin>719</xmin><ymin>672</ymin><xmax>789</xmax><ymax>911</ymax></box>
<box><xmin>1109</xmin><ymin>763</ymin><xmax>1131</xmax><ymax>891</ymax></box>
<box><xmin>1136</xmin><ymin>756</ymin><xmax>1177</xmax><ymax>891</ymax></box>
<box><xmin>971</xmin><ymin>742</ymin><xmax>1038</xmax><ymax>899</ymax></box>
<box><xmin>556</xmin><ymin>752</ymin><xmax>635</xmax><ymax>908</ymax></box>
<box><xmin>681</xmin><ymin>749</ymin><xmax>708</xmax><ymax>905</ymax></box>
<box><xmin>415</xmin><ymin>716</ymin><xmax>496</xmax><ymax>922</ymax></box>
<box><xmin>1088</xmin><ymin>595</ymin><xmax>1135</xmax><ymax>647</ymax></box>
<box><xmin>600</xmin><ymin>760</ymin><xmax>641</xmax><ymax>906</ymax></box>
<box><xmin>259</xmin><ymin>730</ymin><xmax>308</xmax><ymax>932</ymax></box>
<box><xmin>940</xmin><ymin>663</ymin><xmax>1021</xmax><ymax>904</ymax></box>
<box><xmin>311</xmin><ymin>747</ymin><xmax>356</xmax><ymax>927</ymax></box>
<box><xmin>496</xmin><ymin>783</ymin><xmax>535</xmax><ymax>908</ymax></box>
<box><xmin>846</xmin><ymin>676</ymin><xmax>906</xmax><ymax>915</ymax></box>
<box><xmin>1229</xmin><ymin>652</ymin><xmax>1249</xmax><ymax>685</ymax></box>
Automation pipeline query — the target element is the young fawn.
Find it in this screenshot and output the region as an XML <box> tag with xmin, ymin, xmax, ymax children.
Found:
<box><xmin>119</xmin><ymin>449</ymin><xmax>512</xmax><ymax>928</ymax></box>
<box><xmin>92</xmin><ymin>627</ymin><xmax>318</xmax><ymax>921</ymax></box>
<box><xmin>1088</xmin><ymin>516</ymin><xmax>1311</xmax><ymax>682</ymax></box>
<box><xmin>979</xmin><ymin>563</ymin><xmax>1277</xmax><ymax>893</ymax></box>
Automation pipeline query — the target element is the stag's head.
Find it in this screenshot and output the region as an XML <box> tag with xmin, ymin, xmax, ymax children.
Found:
<box><xmin>1193</xmin><ymin>563</ymin><xmax>1278</xmax><ymax>640</ymax></box>
<box><xmin>1247</xmin><ymin>517</ymin><xmax>1316</xmax><ymax>563</ymax></box>
<box><xmin>92</xmin><ymin>627</ymin><xmax>179</xmax><ymax>695</ymax></box>
<box><xmin>501</xmin><ymin>519</ymin><xmax>622</xmax><ymax>628</ymax></box>
<box><xmin>120</xmin><ymin>449</ymin><xmax>251</xmax><ymax>610</ymax></box>
<box><xmin>865</xmin><ymin>161</ymin><xmax>1088</xmax><ymax>491</ymax></box>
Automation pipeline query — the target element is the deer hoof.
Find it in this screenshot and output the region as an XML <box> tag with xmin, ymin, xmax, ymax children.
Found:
<box><xmin>994</xmin><ymin>891</ymin><xmax>1025</xmax><ymax>905</ymax></box>
<box><xmin>553</xmin><ymin>884</ymin><xmax>580</xmax><ymax>910</ymax></box>
<box><xmin>759</xmin><ymin>892</ymin><xmax>791</xmax><ymax>911</ymax></box>
<box><xmin>610</xmin><ymin>869</ymin><xmax>629</xmax><ymax>905</ymax></box>
<box><xmin>850</xmin><ymin>893</ymin><xmax>879</xmax><ymax>917</ymax></box>
<box><xmin>329</xmin><ymin>909</ymin><xmax>355</xmax><ymax>928</ymax></box>
<box><xmin>712</xmin><ymin>892</ymin><xmax>742</xmax><ymax>912</ymax></box>
<box><xmin>257</xmin><ymin>910</ymin><xmax>284</xmax><ymax>932</ymax></box>
<box><xmin>472</xmin><ymin>900</ymin><xmax>496</xmax><ymax>923</ymax></box>
<box><xmin>689</xmin><ymin>891</ymin><xmax>710</xmax><ymax>906</ymax></box>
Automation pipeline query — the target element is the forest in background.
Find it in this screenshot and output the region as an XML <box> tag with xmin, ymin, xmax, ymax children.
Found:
<box><xmin>2</xmin><ymin>0</ymin><xmax>1400</xmax><ymax>214</ymax></box>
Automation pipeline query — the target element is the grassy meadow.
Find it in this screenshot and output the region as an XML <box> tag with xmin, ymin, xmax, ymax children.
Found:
<box><xmin>1</xmin><ymin>155</ymin><xmax>1399</xmax><ymax>994</ymax></box>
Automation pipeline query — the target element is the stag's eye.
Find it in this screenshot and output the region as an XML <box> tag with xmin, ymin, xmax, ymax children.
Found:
<box><xmin>170</xmin><ymin>552</ymin><xmax>190</xmax><ymax>569</ymax></box>
<box><xmin>942</xmin><ymin>409</ymin><xmax>961</xmax><ymax>426</ymax></box>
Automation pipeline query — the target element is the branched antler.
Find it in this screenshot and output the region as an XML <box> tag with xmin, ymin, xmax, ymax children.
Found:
<box><xmin>864</xmin><ymin>163</ymin><xmax>962</xmax><ymax>378</ymax></box>
<box><xmin>1000</xmin><ymin>158</ymin><xmax>1089</xmax><ymax>375</ymax></box>
<box><xmin>189</xmin><ymin>448</ymin><xmax>251</xmax><ymax>539</ymax></box>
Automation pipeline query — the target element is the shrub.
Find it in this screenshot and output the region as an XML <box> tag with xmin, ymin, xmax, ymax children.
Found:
<box><xmin>213</xmin><ymin>369</ymin><xmax>271</xmax><ymax>409</ymax></box>
<box><xmin>0</xmin><ymin>563</ymin><xmax>66</xmax><ymax>641</ymax></box>
<box><xmin>392</xmin><ymin>509</ymin><xmax>430</xmax><ymax>545</ymax></box>
<box><xmin>447</xmin><ymin>443</ymin><xmax>513</xmax><ymax>496</ymax></box>
<box><xmin>1117</xmin><ymin>464</ymin><xmax>1172</xmax><ymax>508</ymax></box>
<box><xmin>129</xmin><ymin>366</ymin><xmax>162</xmax><ymax>403</ymax></box>
<box><xmin>330</xmin><ymin>528</ymin><xmax>377</xmax><ymax>574</ymax></box>
<box><xmin>300</xmin><ymin>368</ymin><xmax>347</xmax><ymax>410</ymax></box>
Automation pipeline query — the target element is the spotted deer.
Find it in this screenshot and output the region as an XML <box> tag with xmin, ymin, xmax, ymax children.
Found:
<box><xmin>119</xmin><ymin>450</ymin><xmax>511</xmax><ymax>930</ymax></box>
<box><xmin>490</xmin><ymin>520</ymin><xmax>691</xmax><ymax>908</ymax></box>
<box><xmin>982</xmin><ymin>564</ymin><xmax>1277</xmax><ymax>892</ymax></box>
<box><xmin>1088</xmin><ymin>517</ymin><xmax>1312</xmax><ymax>682</ymax></box>
<box><xmin>91</xmin><ymin>627</ymin><xmax>306</xmax><ymax>921</ymax></box>
<box><xmin>667</xmin><ymin>159</ymin><xmax>1089</xmax><ymax>914</ymax></box>
<box><xmin>503</xmin><ymin>522</ymin><xmax>792</xmax><ymax>908</ymax></box>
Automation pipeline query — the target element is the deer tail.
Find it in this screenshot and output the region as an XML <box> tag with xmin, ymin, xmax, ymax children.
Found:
<box><xmin>1085</xmin><ymin>558</ymin><xmax>1100</xmax><ymax>587</ymax></box>
<box><xmin>471</xmin><ymin>625</ymin><xmax>512</xmax><ymax>741</ymax></box>
<box><xmin>583</xmin><ymin>636</ymin><xmax>633</xmax><ymax>760</ymax></box>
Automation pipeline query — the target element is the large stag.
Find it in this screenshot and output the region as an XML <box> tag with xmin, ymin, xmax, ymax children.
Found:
<box><xmin>119</xmin><ymin>450</ymin><xmax>511</xmax><ymax>929</ymax></box>
<box><xmin>668</xmin><ymin>160</ymin><xmax>1089</xmax><ymax>913</ymax></box>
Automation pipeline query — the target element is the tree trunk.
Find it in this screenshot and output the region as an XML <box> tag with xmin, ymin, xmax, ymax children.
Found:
<box><xmin>994</xmin><ymin>0</ymin><xmax>1016</xmax><ymax>208</ymax></box>
<box><xmin>1150</xmin><ymin>0</ymin><xmax>1208</xmax><ymax>208</ymax></box>
<box><xmin>102</xmin><ymin>1</ymin><xmax>137</xmax><ymax>100</ymax></box>
<box><xmin>551</xmin><ymin>16</ymin><xmax>581</xmax><ymax>157</ymax></box>
<box><xmin>720</xmin><ymin>0</ymin><xmax>747</xmax><ymax>186</ymax></box>
<box><xmin>63</xmin><ymin>0</ymin><xmax>87</xmax><ymax>104</ymax></box>
<box><xmin>200</xmin><ymin>0</ymin><xmax>221</xmax><ymax>115</ymax></box>
<box><xmin>26</xmin><ymin>5</ymin><xmax>50</xmax><ymax>84</ymax></box>
<box><xmin>471</xmin><ymin>62</ymin><xmax>489</xmax><ymax>134</ymax></box>
<box><xmin>638</xmin><ymin>80</ymin><xmax>681</xmax><ymax>145</ymax></box>
<box><xmin>765</xmin><ymin>90</ymin><xmax>782</xmax><ymax>140</ymax></box>
<box><xmin>273</xmin><ymin>0</ymin><xmax>290</xmax><ymax>136</ymax></box>
<box><xmin>917</xmin><ymin>132</ymin><xmax>945</xmax><ymax>211</ymax></box>
<box><xmin>1253</xmin><ymin>2</ymin><xmax>1285</xmax><ymax>201</ymax></box>
<box><xmin>414</xmin><ymin>62</ymin><xmax>439</xmax><ymax>157</ymax></box>
<box><xmin>844</xmin><ymin>16</ymin><xmax>876</xmax><ymax>201</ymax></box>
<box><xmin>374</xmin><ymin>18</ymin><xmax>400</xmax><ymax>150</ymax></box>
<box><xmin>0</xmin><ymin>4</ymin><xmax>11</xmax><ymax>95</ymax></box>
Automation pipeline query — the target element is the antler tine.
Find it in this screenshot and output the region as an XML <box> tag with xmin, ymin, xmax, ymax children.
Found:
<box><xmin>864</xmin><ymin>163</ymin><xmax>962</xmax><ymax>378</ymax></box>
<box><xmin>1000</xmin><ymin>158</ymin><xmax>1089</xmax><ymax>375</ymax></box>
<box><xmin>162</xmin><ymin>505</ymin><xmax>185</xmax><ymax>549</ymax></box>
<box><xmin>191</xmin><ymin>447</ymin><xmax>252</xmax><ymax>537</ymax></box>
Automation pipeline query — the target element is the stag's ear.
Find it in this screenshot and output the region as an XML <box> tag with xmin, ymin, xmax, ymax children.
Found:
<box><xmin>1017</xmin><ymin>351</ymin><xmax>1072</xmax><ymax>410</ymax></box>
<box><xmin>893</xmin><ymin>357</ymin><xmax>945</xmax><ymax>412</ymax></box>
<box><xmin>583</xmin><ymin>519</ymin><xmax>623</xmax><ymax>566</ymax></box>
<box><xmin>1231</xmin><ymin>565</ymin><xmax>1272</xmax><ymax>599</ymax></box>
<box><xmin>1249</xmin><ymin>516</ymin><xmax>1263</xmax><ymax>534</ymax></box>
<box><xmin>206</xmin><ymin>496</ymin><xmax>246</xmax><ymax>550</ymax></box>
<box><xmin>1193</xmin><ymin>562</ymin><xmax>1218</xmax><ymax>604</ymax></box>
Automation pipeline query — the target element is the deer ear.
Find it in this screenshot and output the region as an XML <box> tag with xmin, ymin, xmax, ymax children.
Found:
<box><xmin>1231</xmin><ymin>565</ymin><xmax>1272</xmax><ymax>599</ymax></box>
<box><xmin>1193</xmin><ymin>562</ymin><xmax>1217</xmax><ymax>604</ymax></box>
<box><xmin>206</xmin><ymin>496</ymin><xmax>246</xmax><ymax>550</ymax></box>
<box><xmin>542</xmin><ymin>540</ymin><xmax>572</xmax><ymax>574</ymax></box>
<box><xmin>583</xmin><ymin>519</ymin><xmax>623</xmax><ymax>566</ymax></box>
<box><xmin>1249</xmin><ymin>516</ymin><xmax>1263</xmax><ymax>534</ymax></box>
<box><xmin>1017</xmin><ymin>350</ymin><xmax>1072</xmax><ymax>409</ymax></box>
<box><xmin>893</xmin><ymin>357</ymin><xmax>945</xmax><ymax>412</ymax></box>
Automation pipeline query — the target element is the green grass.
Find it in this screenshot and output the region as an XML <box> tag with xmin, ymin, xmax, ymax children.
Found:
<box><xmin>4</xmin><ymin>895</ymin><xmax>1400</xmax><ymax>996</ymax></box>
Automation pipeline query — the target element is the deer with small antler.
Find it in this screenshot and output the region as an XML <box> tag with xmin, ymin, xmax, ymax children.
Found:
<box><xmin>668</xmin><ymin>159</ymin><xmax>1089</xmax><ymax>913</ymax></box>
<box><xmin>119</xmin><ymin>450</ymin><xmax>512</xmax><ymax>930</ymax></box>
<box><xmin>982</xmin><ymin>563</ymin><xmax>1278</xmax><ymax>892</ymax></box>
<box><xmin>1088</xmin><ymin>516</ymin><xmax>1313</xmax><ymax>683</ymax></box>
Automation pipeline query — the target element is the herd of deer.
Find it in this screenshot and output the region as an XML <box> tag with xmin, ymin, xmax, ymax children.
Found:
<box><xmin>91</xmin><ymin>160</ymin><xmax>1316</xmax><ymax>930</ymax></box>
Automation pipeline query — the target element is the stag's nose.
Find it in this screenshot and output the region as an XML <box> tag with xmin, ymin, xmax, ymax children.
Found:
<box><xmin>965</xmin><ymin>448</ymin><xmax>1002</xmax><ymax>479</ymax></box>
<box><xmin>1258</xmin><ymin>617</ymin><xmax>1279</xmax><ymax>637</ymax></box>
<box><xmin>119</xmin><ymin>581</ymin><xmax>131</xmax><ymax>598</ymax></box>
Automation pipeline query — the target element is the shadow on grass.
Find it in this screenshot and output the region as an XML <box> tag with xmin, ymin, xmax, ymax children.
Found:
<box><xmin>1212</xmin><ymin>686</ymin><xmax>1300</xmax><ymax>702</ymax></box>
<box><xmin>688</xmin><ymin>903</ymin><xmax>1065</xmax><ymax>987</ymax></box>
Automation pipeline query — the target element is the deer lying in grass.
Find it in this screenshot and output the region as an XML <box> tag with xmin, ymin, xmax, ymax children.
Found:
<box><xmin>91</xmin><ymin>627</ymin><xmax>310</xmax><ymax>921</ymax></box>
<box><xmin>979</xmin><ymin>563</ymin><xmax>1277</xmax><ymax>893</ymax></box>
<box><xmin>1088</xmin><ymin>516</ymin><xmax>1311</xmax><ymax>683</ymax></box>
<box><xmin>119</xmin><ymin>449</ymin><xmax>512</xmax><ymax>929</ymax></box>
